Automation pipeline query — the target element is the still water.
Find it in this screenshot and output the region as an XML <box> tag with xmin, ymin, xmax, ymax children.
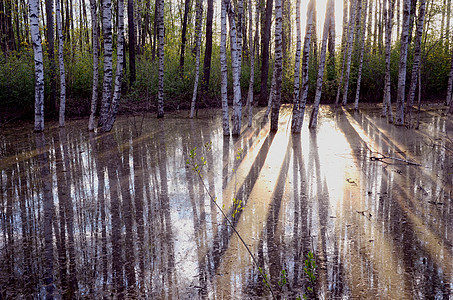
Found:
<box><xmin>0</xmin><ymin>105</ymin><xmax>452</xmax><ymax>299</ymax></box>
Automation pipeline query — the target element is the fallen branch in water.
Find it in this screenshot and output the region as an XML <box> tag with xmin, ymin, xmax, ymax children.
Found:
<box><xmin>369</xmin><ymin>153</ymin><xmax>422</xmax><ymax>166</ymax></box>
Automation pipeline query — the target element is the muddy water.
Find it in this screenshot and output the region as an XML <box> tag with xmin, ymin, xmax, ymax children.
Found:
<box><xmin>0</xmin><ymin>105</ymin><xmax>452</xmax><ymax>299</ymax></box>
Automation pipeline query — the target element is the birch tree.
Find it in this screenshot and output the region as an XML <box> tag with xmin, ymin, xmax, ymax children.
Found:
<box><xmin>270</xmin><ymin>0</ymin><xmax>283</xmax><ymax>132</ymax></box>
<box><xmin>259</xmin><ymin>0</ymin><xmax>274</xmax><ymax>106</ymax></box>
<box><xmin>202</xmin><ymin>0</ymin><xmax>214</xmax><ymax>93</ymax></box>
<box><xmin>157</xmin><ymin>0</ymin><xmax>164</xmax><ymax>118</ymax></box>
<box><xmin>308</xmin><ymin>0</ymin><xmax>334</xmax><ymax>128</ymax></box>
<box><xmin>335</xmin><ymin>0</ymin><xmax>349</xmax><ymax>106</ymax></box>
<box><xmin>290</xmin><ymin>0</ymin><xmax>302</xmax><ymax>130</ymax></box>
<box><xmin>56</xmin><ymin>0</ymin><xmax>66</xmax><ymax>127</ymax></box>
<box><xmin>128</xmin><ymin>0</ymin><xmax>136</xmax><ymax>85</ymax></box>
<box><xmin>446</xmin><ymin>49</ymin><xmax>453</xmax><ymax>112</ymax></box>
<box><xmin>98</xmin><ymin>0</ymin><xmax>113</xmax><ymax>127</ymax></box>
<box><xmin>224</xmin><ymin>0</ymin><xmax>242</xmax><ymax>136</ymax></box>
<box><xmin>341</xmin><ymin>0</ymin><xmax>358</xmax><ymax>106</ymax></box>
<box><xmin>190</xmin><ymin>0</ymin><xmax>203</xmax><ymax>118</ymax></box>
<box><xmin>102</xmin><ymin>0</ymin><xmax>125</xmax><ymax>132</ymax></box>
<box><xmin>395</xmin><ymin>0</ymin><xmax>411</xmax><ymax>125</ymax></box>
<box><xmin>29</xmin><ymin>0</ymin><xmax>45</xmax><ymax>132</ymax></box>
<box><xmin>291</xmin><ymin>0</ymin><xmax>314</xmax><ymax>133</ymax></box>
<box><xmin>381</xmin><ymin>0</ymin><xmax>394</xmax><ymax>122</ymax></box>
<box><xmin>246</xmin><ymin>0</ymin><xmax>258</xmax><ymax>127</ymax></box>
<box><xmin>88</xmin><ymin>0</ymin><xmax>99</xmax><ymax>131</ymax></box>
<box><xmin>220</xmin><ymin>0</ymin><xmax>230</xmax><ymax>135</ymax></box>
<box><xmin>353</xmin><ymin>0</ymin><xmax>369</xmax><ymax>110</ymax></box>
<box><xmin>405</xmin><ymin>0</ymin><xmax>426</xmax><ymax>123</ymax></box>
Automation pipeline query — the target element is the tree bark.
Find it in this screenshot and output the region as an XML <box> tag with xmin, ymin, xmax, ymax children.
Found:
<box><xmin>446</xmin><ymin>49</ymin><xmax>453</xmax><ymax>110</ymax></box>
<box><xmin>354</xmin><ymin>0</ymin><xmax>369</xmax><ymax>110</ymax></box>
<box><xmin>290</xmin><ymin>0</ymin><xmax>302</xmax><ymax>131</ymax></box>
<box><xmin>291</xmin><ymin>0</ymin><xmax>314</xmax><ymax>133</ymax></box>
<box><xmin>102</xmin><ymin>0</ymin><xmax>125</xmax><ymax>132</ymax></box>
<box><xmin>157</xmin><ymin>0</ymin><xmax>164</xmax><ymax>118</ymax></box>
<box><xmin>381</xmin><ymin>0</ymin><xmax>394</xmax><ymax>122</ymax></box>
<box><xmin>56</xmin><ymin>0</ymin><xmax>66</xmax><ymax>127</ymax></box>
<box><xmin>246</xmin><ymin>0</ymin><xmax>257</xmax><ymax>127</ymax></box>
<box><xmin>220</xmin><ymin>0</ymin><xmax>230</xmax><ymax>135</ymax></box>
<box><xmin>202</xmin><ymin>0</ymin><xmax>214</xmax><ymax>93</ymax></box>
<box><xmin>395</xmin><ymin>0</ymin><xmax>411</xmax><ymax>125</ymax></box>
<box><xmin>179</xmin><ymin>0</ymin><xmax>190</xmax><ymax>72</ymax></box>
<box><xmin>258</xmin><ymin>0</ymin><xmax>273</xmax><ymax>106</ymax></box>
<box><xmin>270</xmin><ymin>0</ymin><xmax>283</xmax><ymax>132</ymax></box>
<box><xmin>128</xmin><ymin>0</ymin><xmax>136</xmax><ymax>86</ymax></box>
<box><xmin>88</xmin><ymin>0</ymin><xmax>99</xmax><ymax>131</ymax></box>
<box><xmin>405</xmin><ymin>0</ymin><xmax>426</xmax><ymax>123</ymax></box>
<box><xmin>308</xmin><ymin>0</ymin><xmax>335</xmax><ymax>128</ymax></box>
<box><xmin>45</xmin><ymin>0</ymin><xmax>57</xmax><ymax>112</ymax></box>
<box><xmin>98</xmin><ymin>0</ymin><xmax>113</xmax><ymax>127</ymax></box>
<box><xmin>335</xmin><ymin>0</ymin><xmax>349</xmax><ymax>105</ymax></box>
<box><xmin>341</xmin><ymin>0</ymin><xmax>358</xmax><ymax>106</ymax></box>
<box><xmin>30</xmin><ymin>0</ymin><xmax>45</xmax><ymax>132</ymax></box>
<box><xmin>189</xmin><ymin>0</ymin><xmax>203</xmax><ymax>118</ymax></box>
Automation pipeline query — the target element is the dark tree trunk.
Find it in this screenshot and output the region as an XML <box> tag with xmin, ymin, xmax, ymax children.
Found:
<box><xmin>202</xmin><ymin>0</ymin><xmax>213</xmax><ymax>94</ymax></box>
<box><xmin>128</xmin><ymin>0</ymin><xmax>136</xmax><ymax>85</ymax></box>
<box><xmin>179</xmin><ymin>0</ymin><xmax>190</xmax><ymax>73</ymax></box>
<box><xmin>152</xmin><ymin>0</ymin><xmax>158</xmax><ymax>61</ymax></box>
<box><xmin>46</xmin><ymin>0</ymin><xmax>57</xmax><ymax>113</ymax></box>
<box><xmin>258</xmin><ymin>0</ymin><xmax>273</xmax><ymax>106</ymax></box>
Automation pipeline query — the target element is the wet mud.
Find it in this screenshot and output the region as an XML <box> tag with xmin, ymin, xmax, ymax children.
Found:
<box><xmin>0</xmin><ymin>105</ymin><xmax>452</xmax><ymax>299</ymax></box>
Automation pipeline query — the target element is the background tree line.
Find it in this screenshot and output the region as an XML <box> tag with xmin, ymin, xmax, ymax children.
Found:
<box><xmin>0</xmin><ymin>0</ymin><xmax>452</xmax><ymax>132</ymax></box>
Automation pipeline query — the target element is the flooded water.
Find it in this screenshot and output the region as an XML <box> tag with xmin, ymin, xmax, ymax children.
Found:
<box><xmin>1</xmin><ymin>105</ymin><xmax>452</xmax><ymax>299</ymax></box>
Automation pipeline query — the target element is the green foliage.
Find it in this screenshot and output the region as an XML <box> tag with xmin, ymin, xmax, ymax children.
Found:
<box><xmin>303</xmin><ymin>251</ymin><xmax>317</xmax><ymax>299</ymax></box>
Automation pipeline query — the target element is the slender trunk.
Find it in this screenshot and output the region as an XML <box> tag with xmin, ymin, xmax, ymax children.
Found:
<box><xmin>157</xmin><ymin>0</ymin><xmax>164</xmax><ymax>117</ymax></box>
<box><xmin>56</xmin><ymin>0</ymin><xmax>66</xmax><ymax>126</ymax></box>
<box><xmin>308</xmin><ymin>0</ymin><xmax>335</xmax><ymax>128</ymax></box>
<box><xmin>98</xmin><ymin>0</ymin><xmax>113</xmax><ymax>127</ymax></box>
<box><xmin>446</xmin><ymin>0</ymin><xmax>451</xmax><ymax>50</ymax></box>
<box><xmin>381</xmin><ymin>0</ymin><xmax>394</xmax><ymax>122</ymax></box>
<box><xmin>224</xmin><ymin>0</ymin><xmax>242</xmax><ymax>135</ymax></box>
<box><xmin>189</xmin><ymin>0</ymin><xmax>203</xmax><ymax>118</ymax></box>
<box><xmin>220</xmin><ymin>0</ymin><xmax>230</xmax><ymax>135</ymax></box>
<box><xmin>30</xmin><ymin>0</ymin><xmax>45</xmax><ymax>132</ymax></box>
<box><xmin>152</xmin><ymin>0</ymin><xmax>158</xmax><ymax>61</ymax></box>
<box><xmin>446</xmin><ymin>49</ymin><xmax>453</xmax><ymax>110</ymax></box>
<box><xmin>407</xmin><ymin>0</ymin><xmax>417</xmax><ymax>45</ymax></box>
<box><xmin>88</xmin><ymin>0</ymin><xmax>99</xmax><ymax>131</ymax></box>
<box><xmin>335</xmin><ymin>0</ymin><xmax>349</xmax><ymax>105</ymax></box>
<box><xmin>179</xmin><ymin>0</ymin><xmax>190</xmax><ymax>72</ymax></box>
<box><xmin>45</xmin><ymin>0</ymin><xmax>57</xmax><ymax>112</ymax></box>
<box><xmin>354</xmin><ymin>0</ymin><xmax>369</xmax><ymax>110</ymax></box>
<box><xmin>405</xmin><ymin>0</ymin><xmax>426</xmax><ymax>124</ymax></box>
<box><xmin>290</xmin><ymin>0</ymin><xmax>302</xmax><ymax>131</ymax></box>
<box><xmin>291</xmin><ymin>0</ymin><xmax>314</xmax><ymax>133</ymax></box>
<box><xmin>341</xmin><ymin>0</ymin><xmax>358</xmax><ymax>106</ymax></box>
<box><xmin>259</xmin><ymin>0</ymin><xmax>273</xmax><ymax>106</ymax></box>
<box><xmin>270</xmin><ymin>0</ymin><xmax>283</xmax><ymax>132</ymax></box>
<box><xmin>128</xmin><ymin>0</ymin><xmax>136</xmax><ymax>85</ymax></box>
<box><xmin>102</xmin><ymin>0</ymin><xmax>125</xmax><ymax>132</ymax></box>
<box><xmin>246</xmin><ymin>0</ymin><xmax>257</xmax><ymax>127</ymax></box>
<box><xmin>395</xmin><ymin>0</ymin><xmax>411</xmax><ymax>125</ymax></box>
<box><xmin>202</xmin><ymin>0</ymin><xmax>213</xmax><ymax>93</ymax></box>
<box><xmin>264</xmin><ymin>63</ymin><xmax>276</xmax><ymax>118</ymax></box>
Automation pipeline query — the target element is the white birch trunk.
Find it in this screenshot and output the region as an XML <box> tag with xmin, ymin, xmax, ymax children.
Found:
<box><xmin>220</xmin><ymin>0</ymin><xmax>230</xmax><ymax>135</ymax></box>
<box><xmin>291</xmin><ymin>0</ymin><xmax>314</xmax><ymax>133</ymax></box>
<box><xmin>246</xmin><ymin>0</ymin><xmax>257</xmax><ymax>127</ymax></box>
<box><xmin>30</xmin><ymin>0</ymin><xmax>45</xmax><ymax>132</ymax></box>
<box><xmin>56</xmin><ymin>0</ymin><xmax>66</xmax><ymax>127</ymax></box>
<box><xmin>102</xmin><ymin>0</ymin><xmax>125</xmax><ymax>132</ymax></box>
<box><xmin>354</xmin><ymin>0</ymin><xmax>369</xmax><ymax>110</ymax></box>
<box><xmin>98</xmin><ymin>0</ymin><xmax>113</xmax><ymax>127</ymax></box>
<box><xmin>447</xmin><ymin>49</ymin><xmax>453</xmax><ymax>108</ymax></box>
<box><xmin>290</xmin><ymin>0</ymin><xmax>302</xmax><ymax>131</ymax></box>
<box><xmin>335</xmin><ymin>0</ymin><xmax>349</xmax><ymax>106</ymax></box>
<box><xmin>270</xmin><ymin>0</ymin><xmax>283</xmax><ymax>132</ymax></box>
<box><xmin>88</xmin><ymin>0</ymin><xmax>99</xmax><ymax>131</ymax></box>
<box><xmin>224</xmin><ymin>0</ymin><xmax>242</xmax><ymax>136</ymax></box>
<box><xmin>264</xmin><ymin>64</ymin><xmax>276</xmax><ymax>118</ymax></box>
<box><xmin>381</xmin><ymin>0</ymin><xmax>394</xmax><ymax>122</ymax></box>
<box><xmin>157</xmin><ymin>0</ymin><xmax>165</xmax><ymax>118</ymax></box>
<box><xmin>189</xmin><ymin>0</ymin><xmax>203</xmax><ymax>118</ymax></box>
<box><xmin>308</xmin><ymin>0</ymin><xmax>334</xmax><ymax>128</ymax></box>
<box><xmin>405</xmin><ymin>0</ymin><xmax>426</xmax><ymax>123</ymax></box>
<box><xmin>341</xmin><ymin>0</ymin><xmax>358</xmax><ymax>106</ymax></box>
<box><xmin>395</xmin><ymin>0</ymin><xmax>411</xmax><ymax>125</ymax></box>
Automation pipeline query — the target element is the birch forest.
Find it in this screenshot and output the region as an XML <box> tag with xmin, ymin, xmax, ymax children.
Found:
<box><xmin>0</xmin><ymin>0</ymin><xmax>452</xmax><ymax>132</ymax></box>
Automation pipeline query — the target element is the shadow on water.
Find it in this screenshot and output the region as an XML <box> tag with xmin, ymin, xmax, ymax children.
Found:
<box><xmin>0</xmin><ymin>106</ymin><xmax>452</xmax><ymax>299</ymax></box>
